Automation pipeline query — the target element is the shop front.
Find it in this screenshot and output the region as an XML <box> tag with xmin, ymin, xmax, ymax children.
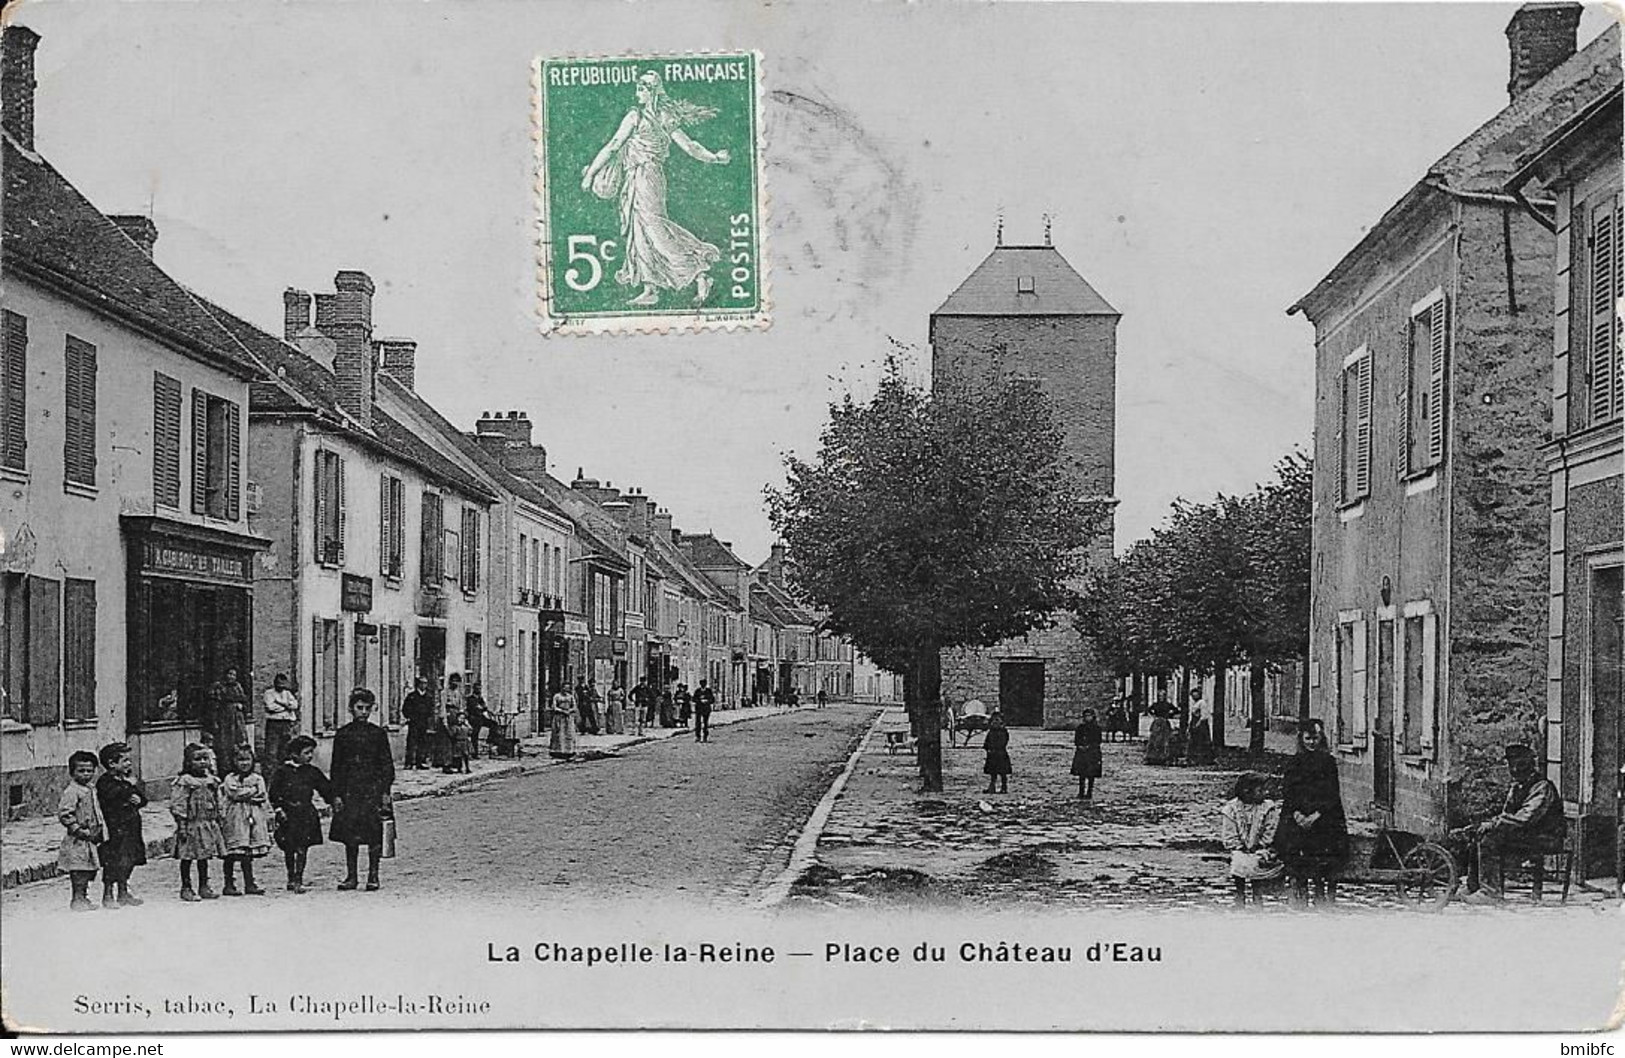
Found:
<box><xmin>122</xmin><ymin>517</ymin><xmax>268</xmax><ymax>795</ymax></box>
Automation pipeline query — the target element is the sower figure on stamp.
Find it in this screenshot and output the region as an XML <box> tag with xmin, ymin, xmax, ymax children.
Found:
<box><xmin>581</xmin><ymin>71</ymin><xmax>731</xmax><ymax>307</ymax></box>
<box><xmin>329</xmin><ymin>688</ymin><xmax>396</xmax><ymax>892</ymax></box>
<box><xmin>1452</xmin><ymin>743</ymin><xmax>1566</xmax><ymax>903</ymax></box>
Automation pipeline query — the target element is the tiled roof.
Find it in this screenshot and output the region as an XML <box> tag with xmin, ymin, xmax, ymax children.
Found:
<box><xmin>198</xmin><ymin>300</ymin><xmax>494</xmax><ymax>502</ymax></box>
<box><xmin>933</xmin><ymin>245</ymin><xmax>1118</xmax><ymax>317</ymax></box>
<box><xmin>3</xmin><ymin>135</ymin><xmax>262</xmax><ymax>379</ymax></box>
<box><xmin>679</xmin><ymin>532</ymin><xmax>750</xmax><ymax>570</ymax></box>
<box><xmin>1291</xmin><ymin>25</ymin><xmax>1621</xmax><ymax>318</ymax></box>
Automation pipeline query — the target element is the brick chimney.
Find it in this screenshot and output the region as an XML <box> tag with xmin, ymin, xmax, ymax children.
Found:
<box><xmin>316</xmin><ymin>270</ymin><xmax>376</xmax><ymax>429</ymax></box>
<box><xmin>1506</xmin><ymin>2</ymin><xmax>1582</xmax><ymax>100</ymax></box>
<box><xmin>377</xmin><ymin>338</ymin><xmax>417</xmax><ymax>391</ymax></box>
<box><xmin>768</xmin><ymin>542</ymin><xmax>788</xmax><ymax>586</ymax></box>
<box><xmin>3</xmin><ymin>26</ymin><xmax>39</xmax><ymax>152</ymax></box>
<box><xmin>652</xmin><ymin>507</ymin><xmax>674</xmax><ymax>542</ymax></box>
<box><xmin>474</xmin><ymin>411</ymin><xmax>548</xmax><ymax>475</ymax></box>
<box><xmin>625</xmin><ymin>491</ymin><xmax>652</xmax><ymax>534</ymax></box>
<box><xmin>283</xmin><ymin>289</ymin><xmax>312</xmax><ymax>340</ymax></box>
<box><xmin>109</xmin><ymin>215</ymin><xmax>158</xmax><ymax>258</ymax></box>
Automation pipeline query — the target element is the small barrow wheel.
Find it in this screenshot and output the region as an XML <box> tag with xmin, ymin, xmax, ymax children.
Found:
<box><xmin>1396</xmin><ymin>841</ymin><xmax>1459</xmax><ymax>911</ymax></box>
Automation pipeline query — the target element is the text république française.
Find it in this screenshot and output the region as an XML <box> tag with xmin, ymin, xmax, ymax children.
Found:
<box><xmin>488</xmin><ymin>940</ymin><xmax>1161</xmax><ymax>967</ymax></box>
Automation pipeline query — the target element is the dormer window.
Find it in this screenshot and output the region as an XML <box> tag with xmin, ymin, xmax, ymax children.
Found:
<box><xmin>1016</xmin><ymin>276</ymin><xmax>1036</xmax><ymax>295</ymax></box>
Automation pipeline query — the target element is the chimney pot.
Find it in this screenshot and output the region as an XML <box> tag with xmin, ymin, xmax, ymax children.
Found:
<box><xmin>109</xmin><ymin>215</ymin><xmax>159</xmax><ymax>258</ymax></box>
<box><xmin>3</xmin><ymin>26</ymin><xmax>40</xmax><ymax>152</ymax></box>
<box><xmin>1505</xmin><ymin>2</ymin><xmax>1582</xmax><ymax>100</ymax></box>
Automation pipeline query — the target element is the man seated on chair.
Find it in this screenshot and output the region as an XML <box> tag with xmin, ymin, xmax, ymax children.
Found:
<box><xmin>1453</xmin><ymin>743</ymin><xmax>1565</xmax><ymax>903</ymax></box>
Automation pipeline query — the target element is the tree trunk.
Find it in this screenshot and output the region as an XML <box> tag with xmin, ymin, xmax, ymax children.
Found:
<box><xmin>1248</xmin><ymin>656</ymin><xmax>1267</xmax><ymax>755</ymax></box>
<box><xmin>1131</xmin><ymin>671</ymin><xmax>1145</xmax><ymax>722</ymax></box>
<box><xmin>915</xmin><ymin>641</ymin><xmax>944</xmax><ymax>793</ymax></box>
<box><xmin>1212</xmin><ymin>664</ymin><xmax>1227</xmax><ymax>749</ymax></box>
<box><xmin>1178</xmin><ymin>668</ymin><xmax>1192</xmax><ymax>732</ymax></box>
<box><xmin>902</xmin><ymin>669</ymin><xmax>918</xmax><ymax>739</ymax></box>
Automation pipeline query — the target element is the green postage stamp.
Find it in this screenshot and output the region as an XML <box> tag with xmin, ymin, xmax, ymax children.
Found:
<box><xmin>534</xmin><ymin>53</ymin><xmax>768</xmax><ymax>334</ymax></box>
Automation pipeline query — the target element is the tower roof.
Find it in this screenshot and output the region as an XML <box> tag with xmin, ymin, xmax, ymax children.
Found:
<box><xmin>932</xmin><ymin>245</ymin><xmax>1118</xmax><ymax>317</ymax></box>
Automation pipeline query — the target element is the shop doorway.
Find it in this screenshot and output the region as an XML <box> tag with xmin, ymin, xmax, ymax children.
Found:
<box><xmin>416</xmin><ymin>627</ymin><xmax>446</xmax><ymax>704</ymax></box>
<box><xmin>1373</xmin><ymin>618</ymin><xmax>1396</xmax><ymax>812</ymax></box>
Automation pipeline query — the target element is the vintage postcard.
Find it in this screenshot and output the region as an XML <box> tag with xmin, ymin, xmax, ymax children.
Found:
<box><xmin>1</xmin><ymin>0</ymin><xmax>1623</xmax><ymax>1040</ymax></box>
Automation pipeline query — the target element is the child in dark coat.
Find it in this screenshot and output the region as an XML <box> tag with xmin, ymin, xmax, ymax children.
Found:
<box><xmin>269</xmin><ymin>735</ymin><xmax>331</xmax><ymax>894</ymax></box>
<box><xmin>982</xmin><ymin>713</ymin><xmax>1013</xmax><ymax>794</ymax></box>
<box><xmin>95</xmin><ymin>742</ymin><xmax>147</xmax><ymax>908</ymax></box>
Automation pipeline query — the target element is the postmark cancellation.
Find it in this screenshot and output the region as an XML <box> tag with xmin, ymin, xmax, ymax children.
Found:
<box><xmin>534</xmin><ymin>53</ymin><xmax>769</xmax><ymax>334</ymax></box>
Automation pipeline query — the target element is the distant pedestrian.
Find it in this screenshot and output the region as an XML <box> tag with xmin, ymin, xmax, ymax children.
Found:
<box><xmin>549</xmin><ymin>684</ymin><xmax>579</xmax><ymax>759</ymax></box>
<box><xmin>261</xmin><ymin>672</ymin><xmax>300</xmax><ymax>772</ymax></box>
<box><xmin>58</xmin><ymin>750</ymin><xmax>105</xmax><ymax>911</ymax></box>
<box><xmin>982</xmin><ymin>713</ymin><xmax>1012</xmax><ymax>794</ymax></box>
<box><xmin>817</xmin><ymin>689</ymin><xmax>828</xmax><ymax>709</ymax></box>
<box><xmin>1220</xmin><ymin>772</ymin><xmax>1284</xmax><ymax>907</ymax></box>
<box><xmin>465</xmin><ymin>680</ymin><xmax>499</xmax><ymax>759</ymax></box>
<box><xmin>676</xmin><ymin>684</ymin><xmax>692</xmax><ymax>728</ymax></box>
<box><xmin>329</xmin><ymin>688</ymin><xmax>395</xmax><ymax>892</ymax></box>
<box><xmin>171</xmin><ymin>743</ymin><xmax>226</xmax><ymax>902</ymax></box>
<box><xmin>95</xmin><ymin>742</ymin><xmax>147</xmax><ymax>908</ymax></box>
<box><xmin>220</xmin><ymin>745</ymin><xmax>271</xmax><ymax>897</ymax></box>
<box><xmin>444</xmin><ymin>707</ymin><xmax>473</xmax><ymax>774</ymax></box>
<box><xmin>270</xmin><ymin>735</ymin><xmax>330</xmax><ymax>893</ymax></box>
<box><xmin>403</xmin><ymin>677</ymin><xmax>434</xmax><ymax>769</ymax></box>
<box><xmin>1071</xmin><ymin>709</ymin><xmax>1103</xmax><ymax>800</ymax></box>
<box><xmin>1187</xmin><ymin>703</ymin><xmax>1215</xmax><ymax>764</ymax></box>
<box><xmin>606</xmin><ymin>681</ymin><xmax>627</xmax><ymax>735</ymax></box>
<box><xmin>658</xmin><ymin>684</ymin><xmax>676</xmax><ymax>727</ymax></box>
<box><xmin>693</xmin><ymin>679</ymin><xmax>716</xmax><ymax>742</ymax></box>
<box><xmin>1145</xmin><ymin>713</ymin><xmax>1176</xmax><ymax>765</ymax></box>
<box><xmin>633</xmin><ymin>679</ymin><xmax>655</xmax><ymax>726</ymax></box>
<box><xmin>208</xmin><ymin>667</ymin><xmax>252</xmax><ymax>758</ymax></box>
<box><xmin>575</xmin><ymin>679</ymin><xmax>600</xmax><ymax>735</ymax></box>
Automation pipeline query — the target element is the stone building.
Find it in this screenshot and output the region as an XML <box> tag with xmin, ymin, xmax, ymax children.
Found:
<box><xmin>1288</xmin><ymin>6</ymin><xmax>1618</xmax><ymax>836</ymax></box>
<box><xmin>1</xmin><ymin>27</ymin><xmax>269</xmax><ymax>814</ymax></box>
<box><xmin>1505</xmin><ymin>65</ymin><xmax>1623</xmax><ymax>881</ymax></box>
<box><xmin>932</xmin><ymin>236</ymin><xmax>1120</xmax><ymax>728</ymax></box>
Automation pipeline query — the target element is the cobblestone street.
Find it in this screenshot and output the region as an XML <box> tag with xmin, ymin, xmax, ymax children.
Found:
<box><xmin>790</xmin><ymin>710</ymin><xmax>1616</xmax><ymax>914</ymax></box>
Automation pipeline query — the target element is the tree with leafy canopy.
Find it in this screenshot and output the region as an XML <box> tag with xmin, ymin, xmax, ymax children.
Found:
<box><xmin>767</xmin><ymin>358</ymin><xmax>1112</xmax><ymax>791</ymax></box>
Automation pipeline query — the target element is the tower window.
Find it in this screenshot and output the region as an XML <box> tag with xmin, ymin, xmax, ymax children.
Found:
<box><xmin>1016</xmin><ymin>276</ymin><xmax>1036</xmax><ymax>295</ymax></box>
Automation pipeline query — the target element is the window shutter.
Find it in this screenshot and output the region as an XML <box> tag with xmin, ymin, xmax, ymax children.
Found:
<box><xmin>1350</xmin><ymin>618</ymin><xmax>1368</xmax><ymax>743</ymax></box>
<box><xmin>1419</xmin><ymin>613</ymin><xmax>1438</xmax><ymax>757</ymax></box>
<box><xmin>1427</xmin><ymin>300</ymin><xmax>1447</xmax><ymax>465</ymax></box>
<box><xmin>1615</xmin><ymin>195</ymin><xmax>1623</xmax><ymax>419</ymax></box>
<box><xmin>1398</xmin><ymin>327</ymin><xmax>1413</xmax><ymax>478</ymax></box>
<box><xmin>380</xmin><ymin>475</ymin><xmax>392</xmax><ymax>575</ymax></box>
<box><xmin>225</xmin><ymin>400</ymin><xmax>241</xmax><ymax>520</ymax></box>
<box><xmin>26</xmin><ymin>575</ymin><xmax>60</xmax><ymax>725</ymax></box>
<box><xmin>336</xmin><ymin>454</ymin><xmax>346</xmax><ymax>564</ymax></box>
<box><xmin>1336</xmin><ymin>368</ymin><xmax>1349</xmax><ymax>502</ymax></box>
<box><xmin>421</xmin><ymin>493</ymin><xmax>437</xmax><ymax>588</ymax></box>
<box><xmin>64</xmin><ymin>337</ymin><xmax>97</xmax><ymax>487</ymax></box>
<box><xmin>314</xmin><ymin>453</ymin><xmax>330</xmax><ymax>563</ymax></box>
<box><xmin>2</xmin><ymin>311</ymin><xmax>27</xmax><ymax>471</ymax></box>
<box><xmin>153</xmin><ymin>373</ymin><xmax>181</xmax><ymax>507</ymax></box>
<box><xmin>1354</xmin><ymin>354</ymin><xmax>1373</xmax><ymax>497</ymax></box>
<box><xmin>191</xmin><ymin>389</ymin><xmax>209</xmax><ymax>515</ymax></box>
<box><xmin>1590</xmin><ymin>202</ymin><xmax>1618</xmax><ymax>424</ymax></box>
<box><xmin>63</xmin><ymin>579</ymin><xmax>95</xmax><ymax>722</ymax></box>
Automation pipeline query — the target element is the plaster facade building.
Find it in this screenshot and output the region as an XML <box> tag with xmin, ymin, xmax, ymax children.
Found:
<box><xmin>932</xmin><ymin>238</ymin><xmax>1120</xmax><ymax>728</ymax></box>
<box><xmin>1506</xmin><ymin>69</ymin><xmax>1624</xmax><ymax>881</ymax></box>
<box><xmin>1289</xmin><ymin>7</ymin><xmax>1619</xmax><ymax>836</ymax></box>
<box><xmin>2</xmin><ymin>26</ymin><xmax>267</xmax><ymax>813</ymax></box>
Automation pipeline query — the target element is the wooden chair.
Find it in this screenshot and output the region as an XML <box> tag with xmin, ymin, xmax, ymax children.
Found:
<box><xmin>1496</xmin><ymin>830</ymin><xmax>1574</xmax><ymax>903</ymax></box>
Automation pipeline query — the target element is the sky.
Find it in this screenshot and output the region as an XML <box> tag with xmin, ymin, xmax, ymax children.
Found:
<box><xmin>11</xmin><ymin>1</ymin><xmax>1616</xmax><ymax>564</ymax></box>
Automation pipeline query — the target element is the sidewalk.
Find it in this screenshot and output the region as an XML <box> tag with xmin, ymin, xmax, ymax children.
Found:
<box><xmin>1</xmin><ymin>702</ymin><xmax>802</xmax><ymax>890</ymax></box>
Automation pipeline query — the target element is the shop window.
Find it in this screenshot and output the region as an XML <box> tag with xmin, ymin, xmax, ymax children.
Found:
<box><xmin>314</xmin><ymin>450</ymin><xmax>345</xmax><ymax>567</ymax></box>
<box><xmin>62</xmin><ymin>579</ymin><xmax>95</xmax><ymax>722</ymax></box>
<box><xmin>63</xmin><ymin>336</ymin><xmax>97</xmax><ymax>488</ymax></box>
<box><xmin>153</xmin><ymin>373</ymin><xmax>182</xmax><ymax>507</ymax></box>
<box><xmin>2</xmin><ymin>311</ymin><xmax>27</xmax><ymax>473</ymax></box>
<box><xmin>191</xmin><ymin>390</ymin><xmax>240</xmax><ymax>520</ymax></box>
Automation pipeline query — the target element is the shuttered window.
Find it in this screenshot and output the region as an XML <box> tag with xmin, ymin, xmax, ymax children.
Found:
<box><xmin>2</xmin><ymin>575</ymin><xmax>23</xmax><ymax>722</ymax></box>
<box><xmin>314</xmin><ymin>450</ymin><xmax>345</xmax><ymax>566</ymax></box>
<box><xmin>1337</xmin><ymin>349</ymin><xmax>1372</xmax><ymax>504</ymax></box>
<box><xmin>1588</xmin><ymin>193</ymin><xmax>1623</xmax><ymax>425</ymax></box>
<box><xmin>380</xmin><ymin>474</ymin><xmax>404</xmax><ymax>578</ymax></box>
<box><xmin>63</xmin><ymin>337</ymin><xmax>97</xmax><ymax>487</ymax></box>
<box><xmin>420</xmin><ymin>492</ymin><xmax>444</xmax><ymax>588</ymax></box>
<box><xmin>1403</xmin><ymin>295</ymin><xmax>1448</xmax><ymax>476</ymax></box>
<box><xmin>26</xmin><ymin>575</ymin><xmax>60</xmax><ymax>725</ymax></box>
<box><xmin>153</xmin><ymin>373</ymin><xmax>182</xmax><ymax>507</ymax></box>
<box><xmin>460</xmin><ymin>506</ymin><xmax>481</xmax><ymax>594</ymax></box>
<box><xmin>190</xmin><ymin>389</ymin><xmax>241</xmax><ymax>519</ymax></box>
<box><xmin>313</xmin><ymin>617</ymin><xmax>342</xmax><ymax>731</ymax></box>
<box><xmin>1335</xmin><ymin>614</ymin><xmax>1368</xmax><ymax>747</ymax></box>
<box><xmin>62</xmin><ymin>578</ymin><xmax>95</xmax><ymax>722</ymax></box>
<box><xmin>2</xmin><ymin>311</ymin><xmax>27</xmax><ymax>472</ymax></box>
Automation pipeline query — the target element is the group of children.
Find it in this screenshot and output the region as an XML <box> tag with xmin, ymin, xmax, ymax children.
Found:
<box><xmin>56</xmin><ymin>735</ymin><xmax>335</xmax><ymax>909</ymax></box>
